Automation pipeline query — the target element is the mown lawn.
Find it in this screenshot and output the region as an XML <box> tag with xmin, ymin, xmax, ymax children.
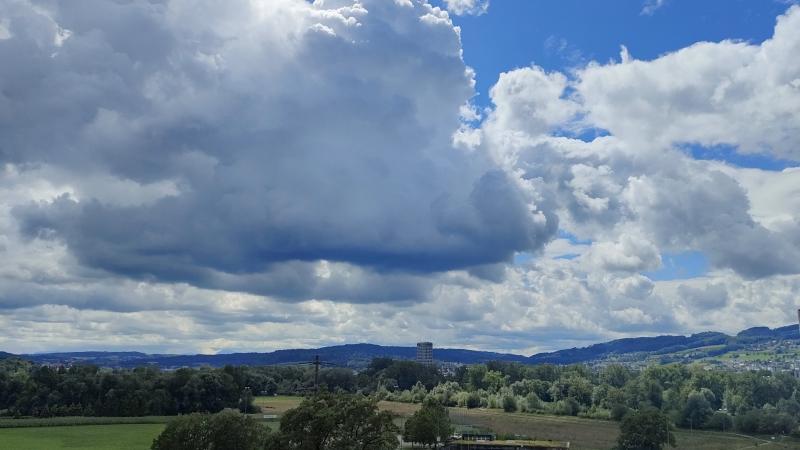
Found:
<box><xmin>0</xmin><ymin>423</ymin><xmax>165</xmax><ymax>450</ymax></box>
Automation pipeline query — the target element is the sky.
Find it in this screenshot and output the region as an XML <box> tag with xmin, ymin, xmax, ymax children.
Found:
<box><xmin>0</xmin><ymin>0</ymin><xmax>799</xmax><ymax>355</ymax></box>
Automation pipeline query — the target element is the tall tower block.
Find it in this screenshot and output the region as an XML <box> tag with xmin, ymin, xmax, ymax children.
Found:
<box><xmin>416</xmin><ymin>342</ymin><xmax>433</xmax><ymax>366</ymax></box>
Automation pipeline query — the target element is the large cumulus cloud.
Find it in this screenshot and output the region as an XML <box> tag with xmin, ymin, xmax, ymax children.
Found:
<box><xmin>1</xmin><ymin>1</ymin><xmax>800</xmax><ymax>355</ymax></box>
<box><xmin>578</xmin><ymin>9</ymin><xmax>800</xmax><ymax>158</ymax></box>
<box><xmin>3</xmin><ymin>0</ymin><xmax>555</xmax><ymax>301</ymax></box>
<box><xmin>481</xmin><ymin>5</ymin><xmax>800</xmax><ymax>280</ymax></box>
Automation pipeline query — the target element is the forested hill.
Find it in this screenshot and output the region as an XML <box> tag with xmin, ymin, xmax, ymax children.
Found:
<box><xmin>528</xmin><ymin>324</ymin><xmax>799</xmax><ymax>364</ymax></box>
<box><xmin>9</xmin><ymin>324</ymin><xmax>799</xmax><ymax>368</ymax></box>
<box><xmin>527</xmin><ymin>332</ymin><xmax>731</xmax><ymax>364</ymax></box>
<box><xmin>18</xmin><ymin>343</ymin><xmax>529</xmax><ymax>369</ymax></box>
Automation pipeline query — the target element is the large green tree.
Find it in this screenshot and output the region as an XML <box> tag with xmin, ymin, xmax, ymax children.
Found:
<box><xmin>615</xmin><ymin>408</ymin><xmax>676</xmax><ymax>450</ymax></box>
<box><xmin>151</xmin><ymin>410</ymin><xmax>269</xmax><ymax>450</ymax></box>
<box><xmin>403</xmin><ymin>399</ymin><xmax>452</xmax><ymax>448</ymax></box>
<box><xmin>278</xmin><ymin>391</ymin><xmax>399</xmax><ymax>450</ymax></box>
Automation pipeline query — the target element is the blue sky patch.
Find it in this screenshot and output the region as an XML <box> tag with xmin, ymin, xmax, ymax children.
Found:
<box><xmin>644</xmin><ymin>250</ymin><xmax>710</xmax><ymax>281</ymax></box>
<box><xmin>437</xmin><ymin>0</ymin><xmax>793</xmax><ymax>108</ymax></box>
<box><xmin>684</xmin><ymin>143</ymin><xmax>798</xmax><ymax>171</ymax></box>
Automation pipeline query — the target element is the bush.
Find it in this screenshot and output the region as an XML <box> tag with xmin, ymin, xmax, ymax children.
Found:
<box><xmin>525</xmin><ymin>392</ymin><xmax>542</xmax><ymax>412</ymax></box>
<box><xmin>551</xmin><ymin>398</ymin><xmax>580</xmax><ymax>416</ymax></box>
<box><xmin>734</xmin><ymin>409</ymin><xmax>797</xmax><ymax>435</ymax></box>
<box><xmin>502</xmin><ymin>395</ymin><xmax>517</xmax><ymax>413</ymax></box>
<box><xmin>610</xmin><ymin>403</ymin><xmax>630</xmax><ymax>421</ymax></box>
<box><xmin>579</xmin><ymin>407</ymin><xmax>611</xmax><ymax>420</ymax></box>
<box><xmin>466</xmin><ymin>392</ymin><xmax>482</xmax><ymax>409</ymax></box>
<box><xmin>703</xmin><ymin>412</ymin><xmax>733</xmax><ymax>431</ymax></box>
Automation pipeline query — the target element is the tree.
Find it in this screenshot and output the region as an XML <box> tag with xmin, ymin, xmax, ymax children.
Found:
<box><xmin>239</xmin><ymin>387</ymin><xmax>260</xmax><ymax>414</ymax></box>
<box><xmin>403</xmin><ymin>399</ymin><xmax>452</xmax><ymax>448</ymax></box>
<box><xmin>278</xmin><ymin>391</ymin><xmax>399</xmax><ymax>450</ymax></box>
<box><xmin>466</xmin><ymin>365</ymin><xmax>488</xmax><ymax>391</ymax></box>
<box><xmin>483</xmin><ymin>370</ymin><xmax>508</xmax><ymax>393</ymax></box>
<box><xmin>602</xmin><ymin>365</ymin><xmax>633</xmax><ymax>389</ymax></box>
<box><xmin>615</xmin><ymin>408</ymin><xmax>675</xmax><ymax>450</ymax></box>
<box><xmin>680</xmin><ymin>391</ymin><xmax>712</xmax><ymax>429</ymax></box>
<box><xmin>151</xmin><ymin>410</ymin><xmax>269</xmax><ymax>450</ymax></box>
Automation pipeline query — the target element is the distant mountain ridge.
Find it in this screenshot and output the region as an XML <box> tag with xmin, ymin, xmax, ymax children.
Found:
<box><xmin>7</xmin><ymin>324</ymin><xmax>799</xmax><ymax>368</ymax></box>
<box><xmin>18</xmin><ymin>343</ymin><xmax>529</xmax><ymax>369</ymax></box>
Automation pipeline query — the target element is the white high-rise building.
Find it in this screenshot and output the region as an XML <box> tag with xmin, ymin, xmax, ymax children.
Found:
<box><xmin>416</xmin><ymin>342</ymin><xmax>433</xmax><ymax>366</ymax></box>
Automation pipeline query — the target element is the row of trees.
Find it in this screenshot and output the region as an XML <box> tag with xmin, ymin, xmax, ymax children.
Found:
<box><xmin>0</xmin><ymin>356</ymin><xmax>443</xmax><ymax>417</ymax></box>
<box><xmin>0</xmin><ymin>359</ymin><xmax>278</xmax><ymax>417</ymax></box>
<box><xmin>381</xmin><ymin>361</ymin><xmax>800</xmax><ymax>435</ymax></box>
<box><xmin>3</xmin><ymin>355</ymin><xmax>800</xmax><ymax>437</ymax></box>
<box><xmin>152</xmin><ymin>392</ymin><xmax>400</xmax><ymax>450</ymax></box>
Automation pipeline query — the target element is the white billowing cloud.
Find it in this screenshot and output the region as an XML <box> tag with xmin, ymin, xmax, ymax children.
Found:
<box><xmin>444</xmin><ymin>0</ymin><xmax>489</xmax><ymax>16</ymax></box>
<box><xmin>584</xmin><ymin>233</ymin><xmax>661</xmax><ymax>273</ymax></box>
<box><xmin>1</xmin><ymin>1</ymin><xmax>800</xmax><ymax>356</ymax></box>
<box><xmin>713</xmin><ymin>164</ymin><xmax>800</xmax><ymax>233</ymax></box>
<box><xmin>487</xmin><ymin>67</ymin><xmax>579</xmax><ymax>138</ymax></box>
<box><xmin>579</xmin><ymin>6</ymin><xmax>800</xmax><ymax>159</ymax></box>
<box><xmin>2</xmin><ymin>0</ymin><xmax>556</xmax><ymax>303</ymax></box>
<box><xmin>482</xmin><ymin>6</ymin><xmax>800</xmax><ymax>280</ymax></box>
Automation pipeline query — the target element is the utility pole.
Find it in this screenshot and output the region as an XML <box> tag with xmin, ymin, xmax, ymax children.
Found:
<box><xmin>314</xmin><ymin>354</ymin><xmax>320</xmax><ymax>390</ymax></box>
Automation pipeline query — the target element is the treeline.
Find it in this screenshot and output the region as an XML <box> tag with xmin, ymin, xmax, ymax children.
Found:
<box><xmin>382</xmin><ymin>361</ymin><xmax>800</xmax><ymax>435</ymax></box>
<box><xmin>0</xmin><ymin>359</ymin><xmax>327</xmax><ymax>417</ymax></box>
<box><xmin>4</xmin><ymin>355</ymin><xmax>800</xmax><ymax>436</ymax></box>
<box><xmin>0</xmin><ymin>356</ymin><xmax>437</xmax><ymax>417</ymax></box>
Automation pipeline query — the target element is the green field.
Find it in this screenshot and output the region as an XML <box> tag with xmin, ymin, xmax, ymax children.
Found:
<box><xmin>0</xmin><ymin>416</ymin><xmax>174</xmax><ymax>428</ymax></box>
<box><xmin>0</xmin><ymin>423</ymin><xmax>165</xmax><ymax>450</ymax></box>
<box><xmin>2</xmin><ymin>398</ymin><xmax>799</xmax><ymax>450</ymax></box>
<box><xmin>379</xmin><ymin>401</ymin><xmax>800</xmax><ymax>450</ymax></box>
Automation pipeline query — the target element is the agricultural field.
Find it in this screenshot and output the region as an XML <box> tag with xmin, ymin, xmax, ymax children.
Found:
<box><xmin>0</xmin><ymin>416</ymin><xmax>174</xmax><ymax>428</ymax></box>
<box><xmin>254</xmin><ymin>395</ymin><xmax>303</xmax><ymax>415</ymax></box>
<box><xmin>378</xmin><ymin>401</ymin><xmax>800</xmax><ymax>450</ymax></box>
<box><xmin>0</xmin><ymin>423</ymin><xmax>165</xmax><ymax>450</ymax></box>
<box><xmin>259</xmin><ymin>397</ymin><xmax>800</xmax><ymax>449</ymax></box>
<box><xmin>2</xmin><ymin>398</ymin><xmax>799</xmax><ymax>450</ymax></box>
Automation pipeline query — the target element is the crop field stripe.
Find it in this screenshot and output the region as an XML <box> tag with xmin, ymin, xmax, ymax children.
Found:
<box><xmin>0</xmin><ymin>416</ymin><xmax>176</xmax><ymax>428</ymax></box>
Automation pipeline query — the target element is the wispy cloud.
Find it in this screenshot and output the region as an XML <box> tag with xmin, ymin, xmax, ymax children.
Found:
<box><xmin>444</xmin><ymin>0</ymin><xmax>490</xmax><ymax>16</ymax></box>
<box><xmin>641</xmin><ymin>0</ymin><xmax>666</xmax><ymax>16</ymax></box>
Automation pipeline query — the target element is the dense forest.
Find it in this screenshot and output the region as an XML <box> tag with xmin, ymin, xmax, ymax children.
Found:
<box><xmin>385</xmin><ymin>360</ymin><xmax>800</xmax><ymax>435</ymax></box>
<box><xmin>2</xmin><ymin>356</ymin><xmax>799</xmax><ymax>435</ymax></box>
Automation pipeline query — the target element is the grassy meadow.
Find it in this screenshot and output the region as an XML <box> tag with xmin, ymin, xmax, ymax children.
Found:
<box><xmin>0</xmin><ymin>423</ymin><xmax>165</xmax><ymax>450</ymax></box>
<box><xmin>2</xmin><ymin>396</ymin><xmax>799</xmax><ymax>450</ymax></box>
<box><xmin>258</xmin><ymin>397</ymin><xmax>800</xmax><ymax>450</ymax></box>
